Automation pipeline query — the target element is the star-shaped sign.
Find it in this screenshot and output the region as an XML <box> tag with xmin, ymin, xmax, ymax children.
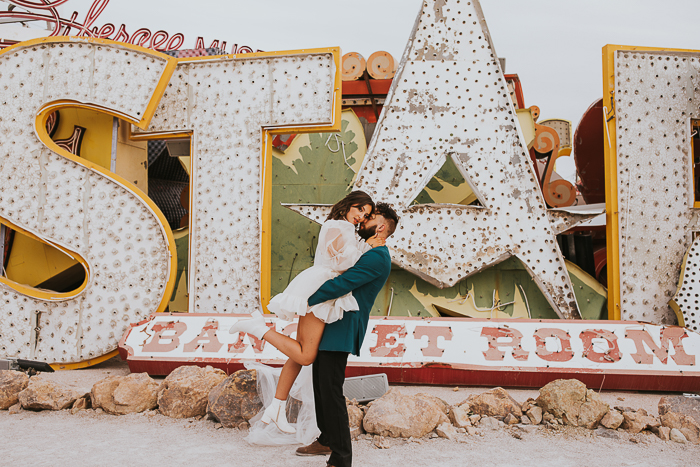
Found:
<box><xmin>290</xmin><ymin>0</ymin><xmax>601</xmax><ymax>319</ymax></box>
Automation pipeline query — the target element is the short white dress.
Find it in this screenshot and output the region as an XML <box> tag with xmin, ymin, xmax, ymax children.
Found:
<box><xmin>267</xmin><ymin>219</ymin><xmax>371</xmax><ymax>324</ymax></box>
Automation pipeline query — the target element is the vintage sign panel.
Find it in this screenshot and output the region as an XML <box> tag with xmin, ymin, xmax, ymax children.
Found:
<box><xmin>120</xmin><ymin>314</ymin><xmax>700</xmax><ymax>392</ymax></box>
<box><xmin>603</xmin><ymin>45</ymin><xmax>700</xmax><ymax>324</ymax></box>
<box><xmin>671</xmin><ymin>235</ymin><xmax>700</xmax><ymax>333</ymax></box>
<box><xmin>0</xmin><ymin>37</ymin><xmax>177</xmax><ymax>366</ymax></box>
<box><xmin>293</xmin><ymin>0</ymin><xmax>592</xmax><ymax>319</ymax></box>
<box><xmin>131</xmin><ymin>49</ymin><xmax>341</xmax><ymax>314</ymax></box>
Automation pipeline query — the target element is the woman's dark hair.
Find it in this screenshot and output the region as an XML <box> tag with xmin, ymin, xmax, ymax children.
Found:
<box><xmin>327</xmin><ymin>190</ymin><xmax>375</xmax><ymax>222</ymax></box>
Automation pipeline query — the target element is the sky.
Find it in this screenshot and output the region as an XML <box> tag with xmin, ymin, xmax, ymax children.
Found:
<box><xmin>11</xmin><ymin>0</ymin><xmax>700</xmax><ymax>178</ymax></box>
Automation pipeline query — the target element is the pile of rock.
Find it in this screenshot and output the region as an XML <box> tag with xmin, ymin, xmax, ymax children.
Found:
<box><xmin>353</xmin><ymin>379</ymin><xmax>700</xmax><ymax>445</ymax></box>
<box><xmin>1</xmin><ymin>368</ymin><xmax>699</xmax><ymax>446</ymax></box>
<box><xmin>0</xmin><ymin>366</ymin><xmax>262</xmax><ymax>427</ymax></box>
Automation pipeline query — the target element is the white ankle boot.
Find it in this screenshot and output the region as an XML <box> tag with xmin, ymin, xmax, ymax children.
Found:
<box><xmin>260</xmin><ymin>398</ymin><xmax>296</xmax><ymax>434</ymax></box>
<box><xmin>228</xmin><ymin>311</ymin><xmax>270</xmax><ymax>340</ymax></box>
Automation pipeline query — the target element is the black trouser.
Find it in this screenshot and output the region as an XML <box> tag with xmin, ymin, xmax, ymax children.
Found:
<box><xmin>313</xmin><ymin>350</ymin><xmax>351</xmax><ymax>467</ymax></box>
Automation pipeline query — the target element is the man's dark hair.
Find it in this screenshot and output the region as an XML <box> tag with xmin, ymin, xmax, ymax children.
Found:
<box><xmin>374</xmin><ymin>202</ymin><xmax>399</xmax><ymax>237</ymax></box>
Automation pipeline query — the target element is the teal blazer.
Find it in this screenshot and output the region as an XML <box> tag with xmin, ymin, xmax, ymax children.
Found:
<box><xmin>308</xmin><ymin>246</ymin><xmax>391</xmax><ymax>356</ymax></box>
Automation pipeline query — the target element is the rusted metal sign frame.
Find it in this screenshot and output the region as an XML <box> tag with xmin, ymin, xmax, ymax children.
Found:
<box><xmin>119</xmin><ymin>313</ymin><xmax>700</xmax><ymax>392</ymax></box>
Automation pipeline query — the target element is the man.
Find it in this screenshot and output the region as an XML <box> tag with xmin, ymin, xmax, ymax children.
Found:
<box><xmin>296</xmin><ymin>202</ymin><xmax>399</xmax><ymax>467</ymax></box>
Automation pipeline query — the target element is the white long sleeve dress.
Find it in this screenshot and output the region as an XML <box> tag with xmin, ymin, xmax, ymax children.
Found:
<box><xmin>267</xmin><ymin>219</ymin><xmax>371</xmax><ymax>324</ymax></box>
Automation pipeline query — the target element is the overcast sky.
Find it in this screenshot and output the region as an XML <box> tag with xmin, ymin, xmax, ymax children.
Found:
<box><xmin>18</xmin><ymin>0</ymin><xmax>700</xmax><ymax>178</ymax></box>
<box><xmin>47</xmin><ymin>0</ymin><xmax>699</xmax><ymax>126</ymax></box>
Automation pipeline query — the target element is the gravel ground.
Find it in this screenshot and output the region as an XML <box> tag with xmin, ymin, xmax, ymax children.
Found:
<box><xmin>1</xmin><ymin>357</ymin><xmax>698</xmax><ymax>467</ymax></box>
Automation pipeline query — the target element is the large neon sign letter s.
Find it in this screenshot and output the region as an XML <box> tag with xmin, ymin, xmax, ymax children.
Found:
<box><xmin>0</xmin><ymin>37</ymin><xmax>178</xmax><ymax>367</ymax></box>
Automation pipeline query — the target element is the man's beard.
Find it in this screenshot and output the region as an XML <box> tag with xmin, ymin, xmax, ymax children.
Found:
<box><xmin>358</xmin><ymin>224</ymin><xmax>377</xmax><ymax>241</ymax></box>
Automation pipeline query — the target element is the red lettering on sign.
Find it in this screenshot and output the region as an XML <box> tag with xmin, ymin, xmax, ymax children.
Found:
<box><xmin>413</xmin><ymin>325</ymin><xmax>452</xmax><ymax>357</ymax></box>
<box><xmin>481</xmin><ymin>327</ymin><xmax>529</xmax><ymax>361</ymax></box>
<box><xmin>533</xmin><ymin>328</ymin><xmax>574</xmax><ymax>362</ymax></box>
<box><xmin>142</xmin><ymin>321</ymin><xmax>187</xmax><ymax>352</ymax></box>
<box><xmin>281</xmin><ymin>323</ymin><xmax>298</xmax><ymax>338</ymax></box>
<box><xmin>228</xmin><ymin>322</ymin><xmax>274</xmax><ymax>354</ymax></box>
<box><xmin>182</xmin><ymin>319</ymin><xmax>223</xmax><ymax>353</ymax></box>
<box><xmin>580</xmin><ymin>329</ymin><xmax>621</xmax><ymax>363</ymax></box>
<box><xmin>369</xmin><ymin>324</ymin><xmax>407</xmax><ymax>358</ymax></box>
<box><xmin>626</xmin><ymin>327</ymin><xmax>696</xmax><ymax>366</ymax></box>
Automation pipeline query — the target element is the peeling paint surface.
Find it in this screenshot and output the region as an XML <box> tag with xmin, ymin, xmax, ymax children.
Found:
<box><xmin>613</xmin><ymin>50</ymin><xmax>700</xmax><ymax>324</ymax></box>
<box><xmin>133</xmin><ymin>52</ymin><xmax>337</xmax><ymax>314</ymax></box>
<box><xmin>0</xmin><ymin>40</ymin><xmax>173</xmax><ymax>363</ymax></box>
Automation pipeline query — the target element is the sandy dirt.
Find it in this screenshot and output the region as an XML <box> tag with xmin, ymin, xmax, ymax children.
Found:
<box><xmin>1</xmin><ymin>357</ymin><xmax>698</xmax><ymax>467</ymax></box>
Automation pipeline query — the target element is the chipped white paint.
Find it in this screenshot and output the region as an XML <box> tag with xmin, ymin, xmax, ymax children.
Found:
<box><xmin>0</xmin><ymin>39</ymin><xmax>173</xmax><ymax>363</ymax></box>
<box><xmin>121</xmin><ymin>313</ymin><xmax>700</xmax><ymax>378</ymax></box>
<box><xmin>613</xmin><ymin>49</ymin><xmax>700</xmax><ymax>324</ymax></box>
<box><xmin>671</xmin><ymin>235</ymin><xmax>700</xmax><ymax>333</ymax></box>
<box><xmin>292</xmin><ymin>0</ymin><xmax>583</xmax><ymax>319</ymax></box>
<box><xmin>133</xmin><ymin>52</ymin><xmax>338</xmax><ymax>313</ymax></box>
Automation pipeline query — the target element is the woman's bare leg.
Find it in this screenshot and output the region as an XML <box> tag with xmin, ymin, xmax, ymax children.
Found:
<box><xmin>275</xmin><ymin>359</ymin><xmax>302</xmax><ymax>400</ymax></box>
<box><xmin>264</xmin><ymin>313</ymin><xmax>326</xmax><ymax>400</ymax></box>
<box><xmin>264</xmin><ymin>313</ymin><xmax>326</xmax><ymax>366</ymax></box>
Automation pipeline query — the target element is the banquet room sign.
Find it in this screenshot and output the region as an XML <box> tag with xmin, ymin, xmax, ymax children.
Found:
<box><xmin>119</xmin><ymin>314</ymin><xmax>700</xmax><ymax>392</ymax></box>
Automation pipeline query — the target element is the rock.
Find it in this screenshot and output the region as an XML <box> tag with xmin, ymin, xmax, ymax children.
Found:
<box><xmin>92</xmin><ymin>373</ymin><xmax>159</xmax><ymax>415</ymax></box>
<box><xmin>600</xmin><ymin>409</ymin><xmax>624</xmax><ymax>430</ymax></box>
<box><xmin>18</xmin><ymin>377</ymin><xmax>86</xmax><ymax>411</ymax></box>
<box><xmin>527</xmin><ymin>406</ymin><xmax>543</xmax><ymax>425</ymax></box>
<box><xmin>363</xmin><ymin>389</ymin><xmax>446</xmax><ymax>438</ymax></box>
<box><xmin>416</xmin><ymin>393</ymin><xmax>450</xmax><ymax>416</ymax></box>
<box><xmin>657</xmin><ymin>426</ymin><xmax>671</xmax><ymax>441</ymax></box>
<box><xmin>463</xmin><ymin>387</ymin><xmax>522</xmax><ymax>420</ymax></box>
<box><xmin>469</xmin><ymin>414</ymin><xmax>481</xmax><ymax>425</ymax></box>
<box><xmin>543</xmin><ymin>412</ymin><xmax>554</xmax><ymax>422</ymax></box>
<box><xmin>516</xmin><ymin>424</ymin><xmax>539</xmax><ymax>434</ymax></box>
<box><xmin>0</xmin><ymin>370</ymin><xmax>29</xmax><ymax>410</ymax></box>
<box><xmin>622</xmin><ymin>411</ymin><xmax>660</xmax><ymax>434</ymax></box>
<box><xmin>670</xmin><ymin>428</ymin><xmax>687</xmax><ymax>443</ymax></box>
<box><xmin>158</xmin><ymin>365</ymin><xmax>227</xmax><ymax>419</ymax></box>
<box><xmin>466</xmin><ymin>426</ymin><xmax>477</xmax><ymax>436</ymax></box>
<box><xmin>520</xmin><ymin>415</ymin><xmax>532</xmax><ymax>425</ymax></box>
<box><xmin>537</xmin><ymin>380</ymin><xmax>608</xmax><ymax>428</ymax></box>
<box><xmin>436</xmin><ymin>422</ymin><xmax>457</xmax><ymax>440</ymax></box>
<box><xmin>594</xmin><ymin>427</ymin><xmax>620</xmax><ymax>439</ymax></box>
<box><xmin>577</xmin><ymin>390</ymin><xmax>609</xmax><ymax>429</ymax></box>
<box><xmin>70</xmin><ymin>396</ymin><xmax>91</xmax><ymax>414</ymax></box>
<box><xmin>237</xmin><ymin>421</ymin><xmax>250</xmax><ymax>430</ymax></box>
<box><xmin>348</xmin><ymin>403</ymin><xmax>365</xmax><ymax>439</ymax></box>
<box><xmin>659</xmin><ymin>395</ymin><xmax>700</xmax><ymax>426</ymax></box>
<box><xmin>372</xmin><ymin>436</ymin><xmax>391</xmax><ymax>449</ymax></box>
<box><xmin>449</xmin><ymin>404</ymin><xmax>471</xmax><ymax>428</ymax></box>
<box><xmin>478</xmin><ymin>416</ymin><xmax>500</xmax><ymax>431</ymax></box>
<box><xmin>537</xmin><ymin>379</ymin><xmax>585</xmax><ymax>424</ymax></box>
<box><xmin>206</xmin><ymin>369</ymin><xmax>262</xmax><ymax>428</ymax></box>
<box><xmin>8</xmin><ymin>403</ymin><xmax>21</xmax><ymax>414</ymax></box>
<box><xmin>504</xmin><ymin>413</ymin><xmax>518</xmax><ymax>425</ymax></box>
<box><xmin>660</xmin><ymin>412</ymin><xmax>700</xmax><ymax>444</ymax></box>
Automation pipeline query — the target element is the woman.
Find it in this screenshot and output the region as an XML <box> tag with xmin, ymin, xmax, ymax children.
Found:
<box><xmin>229</xmin><ymin>190</ymin><xmax>383</xmax><ymax>434</ymax></box>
